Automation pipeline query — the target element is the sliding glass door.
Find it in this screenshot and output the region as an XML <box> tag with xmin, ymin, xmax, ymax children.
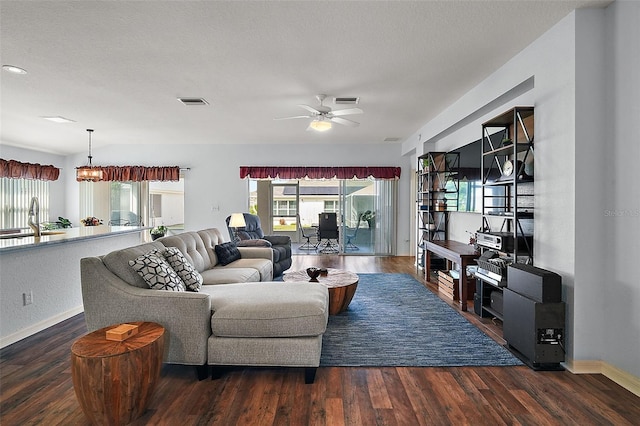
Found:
<box><xmin>271</xmin><ymin>182</ymin><xmax>298</xmax><ymax>241</ymax></box>
<box><xmin>252</xmin><ymin>177</ymin><xmax>396</xmax><ymax>255</ymax></box>
<box><xmin>340</xmin><ymin>179</ymin><xmax>395</xmax><ymax>255</ymax></box>
<box><xmin>341</xmin><ymin>180</ymin><xmax>374</xmax><ymax>254</ymax></box>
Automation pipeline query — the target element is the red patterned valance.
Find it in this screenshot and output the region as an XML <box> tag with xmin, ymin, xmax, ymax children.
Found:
<box><xmin>0</xmin><ymin>159</ymin><xmax>60</xmax><ymax>181</ymax></box>
<box><xmin>240</xmin><ymin>166</ymin><xmax>401</xmax><ymax>180</ymax></box>
<box><xmin>76</xmin><ymin>166</ymin><xmax>181</xmax><ymax>182</ymax></box>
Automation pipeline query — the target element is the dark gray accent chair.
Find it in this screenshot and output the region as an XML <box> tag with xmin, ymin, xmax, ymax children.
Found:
<box><xmin>226</xmin><ymin>213</ymin><xmax>292</xmax><ymax>277</ymax></box>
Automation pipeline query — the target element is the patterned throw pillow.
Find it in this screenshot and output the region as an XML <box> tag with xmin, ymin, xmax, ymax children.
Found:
<box><xmin>161</xmin><ymin>247</ymin><xmax>203</xmax><ymax>292</ymax></box>
<box><xmin>214</xmin><ymin>241</ymin><xmax>241</xmax><ymax>266</ymax></box>
<box><xmin>129</xmin><ymin>250</ymin><xmax>185</xmax><ymax>291</ymax></box>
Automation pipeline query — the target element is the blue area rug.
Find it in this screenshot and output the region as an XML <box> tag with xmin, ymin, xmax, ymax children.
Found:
<box><xmin>320</xmin><ymin>273</ymin><xmax>522</xmax><ymax>367</ymax></box>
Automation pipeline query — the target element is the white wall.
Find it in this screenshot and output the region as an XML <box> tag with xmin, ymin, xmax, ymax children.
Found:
<box><xmin>602</xmin><ymin>0</ymin><xmax>640</xmax><ymax>378</ymax></box>
<box><xmin>402</xmin><ymin>1</ymin><xmax>640</xmax><ymax>384</ymax></box>
<box><xmin>574</xmin><ymin>7</ymin><xmax>607</xmax><ymax>369</ymax></box>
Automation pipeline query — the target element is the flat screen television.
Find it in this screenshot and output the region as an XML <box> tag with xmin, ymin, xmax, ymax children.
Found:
<box><xmin>448</xmin><ymin>134</ymin><xmax>502</xmax><ymax>213</ymax></box>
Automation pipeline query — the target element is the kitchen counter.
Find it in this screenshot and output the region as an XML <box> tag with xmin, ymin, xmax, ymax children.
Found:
<box><xmin>1</xmin><ymin>225</ymin><xmax>147</xmax><ymax>347</ymax></box>
<box><xmin>0</xmin><ymin>226</ymin><xmax>149</xmax><ymax>253</ymax></box>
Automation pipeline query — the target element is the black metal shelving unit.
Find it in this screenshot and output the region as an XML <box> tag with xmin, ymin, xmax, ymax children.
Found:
<box><xmin>475</xmin><ymin>106</ymin><xmax>535</xmax><ymax>319</ymax></box>
<box><xmin>416</xmin><ymin>151</ymin><xmax>459</xmax><ymax>272</ymax></box>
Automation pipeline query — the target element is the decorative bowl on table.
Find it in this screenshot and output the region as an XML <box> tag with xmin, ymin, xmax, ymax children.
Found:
<box><xmin>306</xmin><ymin>267</ymin><xmax>321</xmax><ymax>282</ymax></box>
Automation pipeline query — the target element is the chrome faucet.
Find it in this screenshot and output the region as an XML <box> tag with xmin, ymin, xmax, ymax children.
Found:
<box><xmin>28</xmin><ymin>196</ymin><xmax>40</xmax><ymax>237</ymax></box>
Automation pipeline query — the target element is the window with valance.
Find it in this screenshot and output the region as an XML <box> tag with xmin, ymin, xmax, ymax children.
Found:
<box><xmin>0</xmin><ymin>159</ymin><xmax>60</xmax><ymax>181</ymax></box>
<box><xmin>239</xmin><ymin>166</ymin><xmax>401</xmax><ymax>180</ymax></box>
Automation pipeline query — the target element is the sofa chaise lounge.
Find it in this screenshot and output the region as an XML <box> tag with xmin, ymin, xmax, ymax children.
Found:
<box><xmin>80</xmin><ymin>228</ymin><xmax>329</xmax><ymax>383</ymax></box>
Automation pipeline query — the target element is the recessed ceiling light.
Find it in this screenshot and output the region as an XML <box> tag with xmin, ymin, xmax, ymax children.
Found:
<box><xmin>41</xmin><ymin>116</ymin><xmax>76</xmax><ymax>123</ymax></box>
<box><xmin>2</xmin><ymin>65</ymin><xmax>27</xmax><ymax>74</ymax></box>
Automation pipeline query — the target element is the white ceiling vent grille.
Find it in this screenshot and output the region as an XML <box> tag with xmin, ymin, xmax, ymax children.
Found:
<box><xmin>177</xmin><ymin>97</ymin><xmax>209</xmax><ymax>106</ymax></box>
<box><xmin>334</xmin><ymin>97</ymin><xmax>359</xmax><ymax>105</ymax></box>
<box><xmin>384</xmin><ymin>137</ymin><xmax>401</xmax><ymax>142</ymax></box>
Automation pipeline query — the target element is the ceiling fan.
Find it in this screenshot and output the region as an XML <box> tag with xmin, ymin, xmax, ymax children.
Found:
<box><xmin>274</xmin><ymin>94</ymin><xmax>363</xmax><ymax>131</ymax></box>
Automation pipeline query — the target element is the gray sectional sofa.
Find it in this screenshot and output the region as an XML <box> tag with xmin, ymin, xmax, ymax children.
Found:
<box><xmin>80</xmin><ymin>228</ymin><xmax>329</xmax><ymax>383</ymax></box>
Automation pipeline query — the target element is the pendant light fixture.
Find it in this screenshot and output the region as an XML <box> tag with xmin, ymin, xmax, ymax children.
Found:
<box><xmin>76</xmin><ymin>129</ymin><xmax>104</xmax><ymax>182</ymax></box>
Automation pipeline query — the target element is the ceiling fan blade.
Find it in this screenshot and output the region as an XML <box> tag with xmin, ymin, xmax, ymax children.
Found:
<box><xmin>330</xmin><ymin>107</ymin><xmax>363</xmax><ymax>116</ymax></box>
<box><xmin>274</xmin><ymin>115</ymin><xmax>313</xmax><ymax>120</ymax></box>
<box><xmin>298</xmin><ymin>104</ymin><xmax>321</xmax><ymax>114</ymax></box>
<box><xmin>330</xmin><ymin>116</ymin><xmax>360</xmax><ymax>127</ymax></box>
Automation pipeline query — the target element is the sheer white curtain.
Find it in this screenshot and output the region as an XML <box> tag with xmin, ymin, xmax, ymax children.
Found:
<box><xmin>0</xmin><ymin>178</ymin><xmax>50</xmax><ymax>229</ymax></box>
<box><xmin>373</xmin><ymin>179</ymin><xmax>397</xmax><ymax>255</ymax></box>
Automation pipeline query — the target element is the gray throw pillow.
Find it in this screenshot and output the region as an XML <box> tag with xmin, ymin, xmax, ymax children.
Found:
<box><xmin>129</xmin><ymin>250</ymin><xmax>185</xmax><ymax>292</ymax></box>
<box><xmin>161</xmin><ymin>247</ymin><xmax>203</xmax><ymax>292</ymax></box>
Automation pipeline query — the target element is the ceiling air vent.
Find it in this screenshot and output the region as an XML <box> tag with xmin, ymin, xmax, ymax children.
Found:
<box><xmin>384</xmin><ymin>137</ymin><xmax>401</xmax><ymax>142</ymax></box>
<box><xmin>334</xmin><ymin>97</ymin><xmax>359</xmax><ymax>105</ymax></box>
<box><xmin>177</xmin><ymin>97</ymin><xmax>209</xmax><ymax>106</ymax></box>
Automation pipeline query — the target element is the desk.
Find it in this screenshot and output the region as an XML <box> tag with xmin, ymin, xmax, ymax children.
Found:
<box><xmin>425</xmin><ymin>240</ymin><xmax>479</xmax><ymax>311</ymax></box>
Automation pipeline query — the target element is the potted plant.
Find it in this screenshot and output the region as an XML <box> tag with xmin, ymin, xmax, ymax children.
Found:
<box><xmin>56</xmin><ymin>216</ymin><xmax>72</xmax><ymax>228</ymax></box>
<box><xmin>150</xmin><ymin>225</ymin><xmax>167</xmax><ymax>240</ymax></box>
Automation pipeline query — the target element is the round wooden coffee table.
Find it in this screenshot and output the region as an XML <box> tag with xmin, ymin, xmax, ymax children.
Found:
<box><xmin>71</xmin><ymin>321</ymin><xmax>165</xmax><ymax>425</ymax></box>
<box><xmin>284</xmin><ymin>268</ymin><xmax>359</xmax><ymax>315</ymax></box>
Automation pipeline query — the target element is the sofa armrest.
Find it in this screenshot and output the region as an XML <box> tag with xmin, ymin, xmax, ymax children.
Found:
<box><xmin>237</xmin><ymin>246</ymin><xmax>273</xmax><ymax>262</ymax></box>
<box><xmin>264</xmin><ymin>235</ymin><xmax>291</xmax><ymax>246</ymax></box>
<box><xmin>81</xmin><ymin>257</ymin><xmax>212</xmax><ymax>365</ymax></box>
<box><xmin>237</xmin><ymin>239</ymin><xmax>272</xmax><ymax>248</ymax></box>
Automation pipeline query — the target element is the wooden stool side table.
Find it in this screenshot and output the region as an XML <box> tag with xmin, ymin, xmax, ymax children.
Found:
<box><xmin>71</xmin><ymin>321</ymin><xmax>165</xmax><ymax>425</ymax></box>
<box><xmin>283</xmin><ymin>268</ymin><xmax>359</xmax><ymax>315</ymax></box>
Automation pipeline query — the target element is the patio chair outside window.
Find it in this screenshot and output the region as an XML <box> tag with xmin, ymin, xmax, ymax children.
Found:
<box><xmin>344</xmin><ymin>213</ymin><xmax>363</xmax><ymax>251</ymax></box>
<box><xmin>317</xmin><ymin>212</ymin><xmax>339</xmax><ymax>253</ymax></box>
<box><xmin>298</xmin><ymin>214</ymin><xmax>318</xmax><ymax>251</ymax></box>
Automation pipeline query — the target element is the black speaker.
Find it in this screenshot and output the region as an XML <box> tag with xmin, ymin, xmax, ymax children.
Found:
<box><xmin>507</xmin><ymin>264</ymin><xmax>561</xmax><ymax>302</ymax></box>
<box><xmin>504</xmin><ymin>289</ymin><xmax>565</xmax><ymax>366</ymax></box>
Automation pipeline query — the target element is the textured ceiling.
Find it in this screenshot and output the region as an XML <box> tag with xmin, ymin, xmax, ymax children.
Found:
<box><xmin>0</xmin><ymin>0</ymin><xmax>610</xmax><ymax>155</ymax></box>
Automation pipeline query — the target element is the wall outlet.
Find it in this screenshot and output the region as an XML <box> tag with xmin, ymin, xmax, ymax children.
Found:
<box><xmin>23</xmin><ymin>291</ymin><xmax>33</xmax><ymax>306</ymax></box>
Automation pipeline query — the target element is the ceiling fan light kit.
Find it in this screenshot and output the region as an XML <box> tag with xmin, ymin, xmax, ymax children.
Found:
<box><xmin>275</xmin><ymin>94</ymin><xmax>362</xmax><ymax>131</ymax></box>
<box><xmin>309</xmin><ymin>119</ymin><xmax>332</xmax><ymax>132</ymax></box>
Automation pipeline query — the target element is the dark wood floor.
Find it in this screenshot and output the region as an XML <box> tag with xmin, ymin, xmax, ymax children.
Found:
<box><xmin>1</xmin><ymin>255</ymin><xmax>639</xmax><ymax>425</ymax></box>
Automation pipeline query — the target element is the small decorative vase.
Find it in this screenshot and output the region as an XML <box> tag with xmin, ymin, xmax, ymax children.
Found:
<box><xmin>306</xmin><ymin>267</ymin><xmax>321</xmax><ymax>282</ymax></box>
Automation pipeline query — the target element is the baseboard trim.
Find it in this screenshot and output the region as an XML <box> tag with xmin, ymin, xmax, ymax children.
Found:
<box><xmin>0</xmin><ymin>306</ymin><xmax>84</xmax><ymax>349</ymax></box>
<box><xmin>565</xmin><ymin>359</ymin><xmax>640</xmax><ymax>397</ymax></box>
